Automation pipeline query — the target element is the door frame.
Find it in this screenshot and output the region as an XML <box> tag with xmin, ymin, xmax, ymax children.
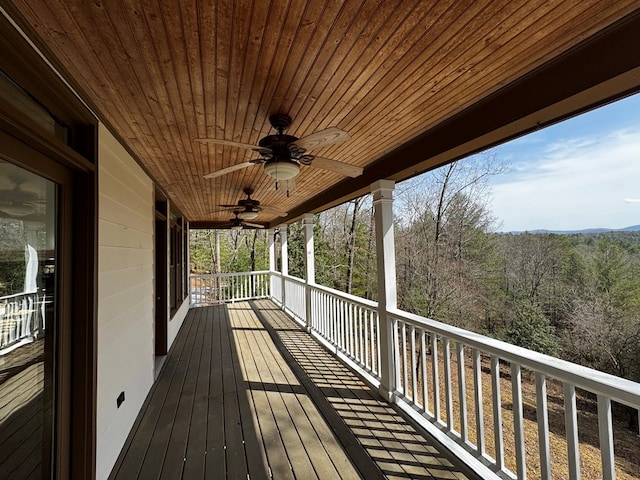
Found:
<box><xmin>0</xmin><ymin>129</ymin><xmax>96</xmax><ymax>479</ymax></box>
<box><xmin>154</xmin><ymin>202</ymin><xmax>168</xmax><ymax>357</ymax></box>
<box><xmin>1</xmin><ymin>10</ymin><xmax>98</xmax><ymax>479</ymax></box>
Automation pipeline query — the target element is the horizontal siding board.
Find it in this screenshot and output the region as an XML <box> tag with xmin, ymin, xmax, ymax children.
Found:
<box><xmin>99</xmin><ymin>220</ymin><xmax>153</xmax><ymax>249</ymax></box>
<box><xmin>98</xmin><ymin>245</ymin><xmax>154</xmax><ymax>272</ymax></box>
<box><xmin>99</xmin><ymin>194</ymin><xmax>153</xmax><ymax>230</ymax></box>
<box><xmin>99</xmin><ymin>266</ymin><xmax>153</xmax><ymax>299</ymax></box>
<box><xmin>99</xmin><ymin>166</ymin><xmax>154</xmax><ymax>216</ymax></box>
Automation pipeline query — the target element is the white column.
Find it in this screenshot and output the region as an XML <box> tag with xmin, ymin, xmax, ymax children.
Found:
<box><xmin>372</xmin><ymin>179</ymin><xmax>397</xmax><ymax>401</ymax></box>
<box><xmin>268</xmin><ymin>229</ymin><xmax>276</xmax><ymax>302</ymax></box>
<box><xmin>280</xmin><ymin>224</ymin><xmax>288</xmax><ymax>276</ymax></box>
<box><xmin>268</xmin><ymin>229</ymin><xmax>276</xmax><ymax>272</ymax></box>
<box><xmin>280</xmin><ymin>224</ymin><xmax>288</xmax><ymax>311</ymax></box>
<box><xmin>303</xmin><ymin>214</ymin><xmax>315</xmax><ymax>331</ymax></box>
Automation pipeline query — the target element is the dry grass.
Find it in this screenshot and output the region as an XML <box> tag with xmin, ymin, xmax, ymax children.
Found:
<box><xmin>398</xmin><ymin>343</ymin><xmax>640</xmax><ymax>480</ymax></box>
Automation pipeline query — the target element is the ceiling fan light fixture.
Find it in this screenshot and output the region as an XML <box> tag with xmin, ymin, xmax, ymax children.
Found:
<box><xmin>264</xmin><ymin>159</ymin><xmax>300</xmax><ymax>180</ymax></box>
<box><xmin>231</xmin><ymin>224</ymin><xmax>243</xmax><ymax>231</ymax></box>
<box><xmin>237</xmin><ymin>210</ymin><xmax>259</xmax><ymax>220</ymax></box>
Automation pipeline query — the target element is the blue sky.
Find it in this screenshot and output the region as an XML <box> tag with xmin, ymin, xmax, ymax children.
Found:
<box><xmin>485</xmin><ymin>92</ymin><xmax>640</xmax><ymax>232</ymax></box>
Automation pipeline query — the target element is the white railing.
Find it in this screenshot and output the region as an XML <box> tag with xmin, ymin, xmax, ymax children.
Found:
<box><xmin>190</xmin><ymin>271</ymin><xmax>270</xmax><ymax>305</ymax></box>
<box><xmin>270</xmin><ymin>271</ymin><xmax>282</xmax><ymax>305</ymax></box>
<box><xmin>309</xmin><ymin>283</ymin><xmax>380</xmax><ymax>385</ymax></box>
<box><xmin>188</xmin><ymin>270</ymin><xmax>640</xmax><ymax>480</ymax></box>
<box><xmin>0</xmin><ymin>291</ymin><xmax>46</xmax><ymax>355</ymax></box>
<box><xmin>389</xmin><ymin>308</ymin><xmax>640</xmax><ymax>480</ymax></box>
<box><xmin>283</xmin><ymin>275</ymin><xmax>306</xmax><ymax>325</ymax></box>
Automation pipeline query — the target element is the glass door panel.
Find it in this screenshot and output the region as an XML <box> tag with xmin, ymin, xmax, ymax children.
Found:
<box><xmin>0</xmin><ymin>159</ymin><xmax>57</xmax><ymax>479</ymax></box>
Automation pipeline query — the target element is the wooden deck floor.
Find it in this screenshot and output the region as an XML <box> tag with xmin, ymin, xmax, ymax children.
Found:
<box><xmin>108</xmin><ymin>300</ymin><xmax>479</xmax><ymax>480</ymax></box>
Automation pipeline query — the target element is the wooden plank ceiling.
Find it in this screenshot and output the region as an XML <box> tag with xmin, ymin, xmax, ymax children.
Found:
<box><xmin>5</xmin><ymin>1</ymin><xmax>640</xmax><ymax>227</ymax></box>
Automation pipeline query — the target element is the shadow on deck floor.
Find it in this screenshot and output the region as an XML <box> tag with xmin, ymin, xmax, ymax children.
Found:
<box><xmin>108</xmin><ymin>300</ymin><xmax>479</xmax><ymax>480</ymax></box>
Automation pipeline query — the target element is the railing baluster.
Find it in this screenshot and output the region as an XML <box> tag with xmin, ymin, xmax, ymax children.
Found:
<box><xmin>356</xmin><ymin>306</ymin><xmax>362</xmax><ymax>364</ymax></box>
<box><xmin>564</xmin><ymin>382</ymin><xmax>580</xmax><ymax>480</ymax></box>
<box><xmin>410</xmin><ymin>325</ymin><xmax>417</xmax><ymax>402</ymax></box>
<box><xmin>421</xmin><ymin>329</ymin><xmax>428</xmax><ymax>413</ymax></box>
<box><xmin>444</xmin><ymin>338</ymin><xmax>453</xmax><ymax>431</ymax></box>
<box><xmin>491</xmin><ymin>355</ymin><xmax>505</xmax><ymax>471</ymax></box>
<box><xmin>376</xmin><ymin>313</ymin><xmax>381</xmax><ymax>376</ymax></box>
<box><xmin>535</xmin><ymin>372</ymin><xmax>551</xmax><ymax>480</ymax></box>
<box><xmin>457</xmin><ymin>343</ymin><xmax>468</xmax><ymax>443</ymax></box>
<box><xmin>401</xmin><ymin>322</ymin><xmax>408</xmax><ymax>396</ymax></box>
<box><xmin>431</xmin><ymin>334</ymin><xmax>440</xmax><ymax>422</ymax></box>
<box><xmin>473</xmin><ymin>349</ymin><xmax>485</xmax><ymax>456</ymax></box>
<box><xmin>349</xmin><ymin>303</ymin><xmax>354</xmax><ymax>356</ymax></box>
<box><xmin>597</xmin><ymin>395</ymin><xmax>615</xmax><ymax>480</ymax></box>
<box><xmin>338</xmin><ymin>296</ymin><xmax>342</xmax><ymax>348</ymax></box>
<box><xmin>330</xmin><ymin>295</ymin><xmax>335</xmax><ymax>344</ymax></box>
<box><xmin>365</xmin><ymin>310</ymin><xmax>370</xmax><ymax>370</ymax></box>
<box><xmin>511</xmin><ymin>363</ymin><xmax>526</xmax><ymax>479</ymax></box>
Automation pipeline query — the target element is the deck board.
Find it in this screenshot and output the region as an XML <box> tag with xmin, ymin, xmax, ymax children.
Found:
<box><xmin>109</xmin><ymin>300</ymin><xmax>480</xmax><ymax>480</ymax></box>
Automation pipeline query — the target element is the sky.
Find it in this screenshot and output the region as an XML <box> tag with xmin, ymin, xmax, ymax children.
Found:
<box><xmin>484</xmin><ymin>92</ymin><xmax>640</xmax><ymax>232</ymax></box>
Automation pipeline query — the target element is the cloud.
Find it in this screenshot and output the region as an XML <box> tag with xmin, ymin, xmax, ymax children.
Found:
<box><xmin>489</xmin><ymin>128</ymin><xmax>640</xmax><ymax>232</ymax></box>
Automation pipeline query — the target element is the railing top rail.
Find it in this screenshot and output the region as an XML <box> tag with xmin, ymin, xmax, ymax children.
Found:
<box><xmin>0</xmin><ymin>290</ymin><xmax>38</xmax><ymax>301</ymax></box>
<box><xmin>310</xmin><ymin>282</ymin><xmax>378</xmax><ymax>310</ymax></box>
<box><xmin>389</xmin><ymin>307</ymin><xmax>640</xmax><ymax>407</ymax></box>
<box><xmin>190</xmin><ymin>270</ymin><xmax>271</xmax><ymax>278</ymax></box>
<box><xmin>282</xmin><ymin>274</ymin><xmax>305</xmax><ymax>286</ymax></box>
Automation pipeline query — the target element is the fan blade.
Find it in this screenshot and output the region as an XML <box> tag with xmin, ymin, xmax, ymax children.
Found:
<box><xmin>293</xmin><ymin>127</ymin><xmax>350</xmax><ymax>151</ymax></box>
<box><xmin>259</xmin><ymin>205</ymin><xmax>288</xmax><ymax>217</ymax></box>
<box><xmin>243</xmin><ymin>222</ymin><xmax>265</xmax><ymax>229</ymax></box>
<box><xmin>204</xmin><ymin>162</ymin><xmax>255</xmax><ymax>179</ymax></box>
<box><xmin>311</xmin><ymin>156</ymin><xmax>363</xmax><ymax>178</ymax></box>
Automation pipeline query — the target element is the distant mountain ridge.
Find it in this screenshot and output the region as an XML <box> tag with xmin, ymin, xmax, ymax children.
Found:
<box><xmin>507</xmin><ymin>224</ymin><xmax>640</xmax><ymax>235</ymax></box>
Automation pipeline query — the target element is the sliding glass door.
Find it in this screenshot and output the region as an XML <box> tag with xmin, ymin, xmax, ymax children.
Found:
<box><xmin>0</xmin><ymin>159</ymin><xmax>60</xmax><ymax>479</ymax></box>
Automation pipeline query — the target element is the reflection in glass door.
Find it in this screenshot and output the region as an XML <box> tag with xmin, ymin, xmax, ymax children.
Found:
<box><xmin>0</xmin><ymin>160</ymin><xmax>57</xmax><ymax>479</ymax></box>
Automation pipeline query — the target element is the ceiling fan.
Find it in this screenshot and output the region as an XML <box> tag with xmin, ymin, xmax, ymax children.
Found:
<box><xmin>225</xmin><ymin>211</ymin><xmax>265</xmax><ymax>231</ymax></box>
<box><xmin>197</xmin><ymin>114</ymin><xmax>363</xmax><ymax>181</ymax></box>
<box><xmin>215</xmin><ymin>187</ymin><xmax>287</xmax><ymax>220</ymax></box>
<box><xmin>0</xmin><ymin>182</ymin><xmax>45</xmax><ymax>218</ymax></box>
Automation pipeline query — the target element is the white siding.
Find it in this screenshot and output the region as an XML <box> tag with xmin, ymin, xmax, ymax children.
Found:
<box><xmin>96</xmin><ymin>125</ymin><xmax>154</xmax><ymax>480</ymax></box>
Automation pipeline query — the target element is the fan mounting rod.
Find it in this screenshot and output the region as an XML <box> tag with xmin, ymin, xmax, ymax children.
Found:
<box><xmin>269</xmin><ymin>114</ymin><xmax>292</xmax><ymax>134</ymax></box>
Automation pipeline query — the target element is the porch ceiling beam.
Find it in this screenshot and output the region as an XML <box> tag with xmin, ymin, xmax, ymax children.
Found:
<box><xmin>283</xmin><ymin>11</ymin><xmax>640</xmax><ymax>226</ymax></box>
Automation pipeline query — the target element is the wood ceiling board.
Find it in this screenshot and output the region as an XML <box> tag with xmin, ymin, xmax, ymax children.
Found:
<box><xmin>285</xmin><ymin>11</ymin><xmax>640</xmax><ymax>224</ymax></box>
<box><xmin>4</xmin><ymin>1</ymin><xmax>640</xmax><ymax>225</ymax></box>
<box><xmin>338</xmin><ymin>1</ymin><xmax>594</xmax><ymax>161</ymax></box>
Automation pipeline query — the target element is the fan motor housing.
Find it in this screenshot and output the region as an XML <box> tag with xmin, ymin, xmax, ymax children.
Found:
<box><xmin>258</xmin><ymin>134</ymin><xmax>298</xmax><ymax>149</ymax></box>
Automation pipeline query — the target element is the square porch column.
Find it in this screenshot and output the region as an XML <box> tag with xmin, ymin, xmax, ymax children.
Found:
<box><xmin>372</xmin><ymin>179</ymin><xmax>397</xmax><ymax>401</ymax></box>
<box><xmin>268</xmin><ymin>228</ymin><xmax>276</xmax><ymax>272</ymax></box>
<box><xmin>303</xmin><ymin>214</ymin><xmax>315</xmax><ymax>331</ymax></box>
<box><xmin>280</xmin><ymin>224</ymin><xmax>288</xmax><ymax>311</ymax></box>
<box><xmin>268</xmin><ymin>229</ymin><xmax>277</xmax><ymax>301</ymax></box>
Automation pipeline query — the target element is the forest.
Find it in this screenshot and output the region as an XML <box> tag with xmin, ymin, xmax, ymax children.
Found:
<box><xmin>190</xmin><ymin>154</ymin><xmax>640</xmax><ymax>392</ymax></box>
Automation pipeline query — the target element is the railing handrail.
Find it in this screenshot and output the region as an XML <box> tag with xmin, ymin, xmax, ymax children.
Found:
<box><xmin>389</xmin><ymin>306</ymin><xmax>640</xmax><ymax>408</ymax></box>
<box><xmin>190</xmin><ymin>270</ymin><xmax>270</xmax><ymax>279</ymax></box>
<box><xmin>281</xmin><ymin>273</ymin><xmax>305</xmax><ymax>285</ymax></box>
<box><xmin>0</xmin><ymin>290</ymin><xmax>39</xmax><ymax>301</ymax></box>
<box><xmin>310</xmin><ymin>282</ymin><xmax>378</xmax><ymax>310</ymax></box>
